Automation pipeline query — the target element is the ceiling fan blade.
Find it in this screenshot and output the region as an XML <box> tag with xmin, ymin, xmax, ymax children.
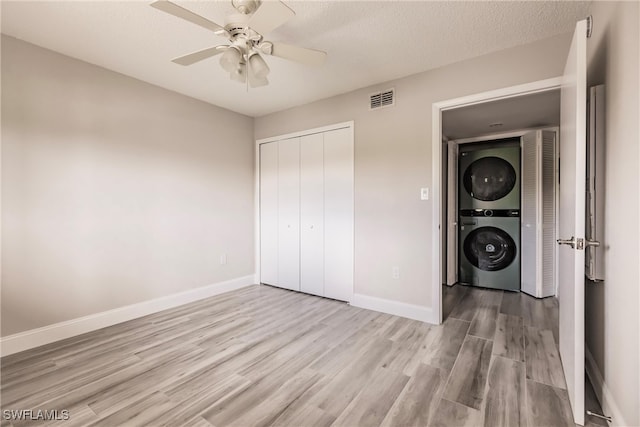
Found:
<box><xmin>270</xmin><ymin>42</ymin><xmax>327</xmax><ymax>67</ymax></box>
<box><xmin>172</xmin><ymin>46</ymin><xmax>227</xmax><ymax>66</ymax></box>
<box><xmin>150</xmin><ymin>0</ymin><xmax>228</xmax><ymax>36</ymax></box>
<box><xmin>248</xmin><ymin>1</ymin><xmax>295</xmax><ymax>36</ymax></box>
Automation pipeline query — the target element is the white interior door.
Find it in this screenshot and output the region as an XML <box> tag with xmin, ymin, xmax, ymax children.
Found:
<box><xmin>446</xmin><ymin>141</ymin><xmax>458</xmax><ymax>285</ymax></box>
<box><xmin>558</xmin><ymin>19</ymin><xmax>588</xmax><ymax>426</ymax></box>
<box><xmin>323</xmin><ymin>128</ymin><xmax>353</xmax><ymax>301</ymax></box>
<box><xmin>277</xmin><ymin>138</ymin><xmax>301</xmax><ymax>291</ymax></box>
<box><xmin>259</xmin><ymin>142</ymin><xmax>279</xmax><ymax>285</ymax></box>
<box><xmin>300</xmin><ymin>133</ymin><xmax>324</xmax><ymax>296</ymax></box>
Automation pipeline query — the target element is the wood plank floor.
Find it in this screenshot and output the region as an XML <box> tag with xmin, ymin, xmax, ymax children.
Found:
<box><xmin>1</xmin><ymin>284</ymin><xmax>603</xmax><ymax>426</ymax></box>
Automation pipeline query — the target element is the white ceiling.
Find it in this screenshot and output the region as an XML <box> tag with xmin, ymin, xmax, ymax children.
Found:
<box><xmin>443</xmin><ymin>89</ymin><xmax>561</xmax><ymax>140</ymax></box>
<box><xmin>1</xmin><ymin>1</ymin><xmax>591</xmax><ymax>117</ymax></box>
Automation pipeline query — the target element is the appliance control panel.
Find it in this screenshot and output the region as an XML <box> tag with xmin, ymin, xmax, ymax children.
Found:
<box><xmin>459</xmin><ymin>209</ymin><xmax>520</xmax><ymax>217</ymax></box>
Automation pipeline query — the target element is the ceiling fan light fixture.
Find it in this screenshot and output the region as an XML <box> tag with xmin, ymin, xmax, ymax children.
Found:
<box><xmin>248</xmin><ymin>52</ymin><xmax>270</xmax><ymax>79</ymax></box>
<box><xmin>249</xmin><ymin>75</ymin><xmax>269</xmax><ymax>88</ymax></box>
<box><xmin>231</xmin><ymin>0</ymin><xmax>258</xmax><ymax>15</ymax></box>
<box><xmin>249</xmin><ymin>61</ymin><xmax>269</xmax><ymax>88</ymax></box>
<box><xmin>230</xmin><ymin>62</ymin><xmax>247</xmax><ymax>83</ymax></box>
<box><xmin>220</xmin><ymin>45</ymin><xmax>243</xmax><ymax>73</ymax></box>
<box><xmin>151</xmin><ymin>0</ymin><xmax>327</xmax><ymax>90</ymax></box>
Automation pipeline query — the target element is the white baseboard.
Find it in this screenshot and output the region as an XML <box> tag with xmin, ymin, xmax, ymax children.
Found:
<box><xmin>585</xmin><ymin>346</ymin><xmax>629</xmax><ymax>426</ymax></box>
<box><xmin>350</xmin><ymin>293</ymin><xmax>436</xmax><ymax>324</ymax></box>
<box><xmin>0</xmin><ymin>275</ymin><xmax>255</xmax><ymax>357</ymax></box>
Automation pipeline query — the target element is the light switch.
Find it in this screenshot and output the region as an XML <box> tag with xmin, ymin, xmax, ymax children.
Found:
<box><xmin>421</xmin><ymin>187</ymin><xmax>429</xmax><ymax>200</ymax></box>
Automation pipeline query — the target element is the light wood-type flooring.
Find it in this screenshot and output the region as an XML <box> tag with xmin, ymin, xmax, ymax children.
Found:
<box><xmin>1</xmin><ymin>284</ymin><xmax>607</xmax><ymax>426</ymax></box>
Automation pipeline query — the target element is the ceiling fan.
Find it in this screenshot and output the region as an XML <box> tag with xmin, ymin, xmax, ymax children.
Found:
<box><xmin>150</xmin><ymin>0</ymin><xmax>327</xmax><ymax>88</ymax></box>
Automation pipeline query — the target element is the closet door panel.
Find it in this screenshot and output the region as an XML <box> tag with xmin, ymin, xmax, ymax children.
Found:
<box><xmin>259</xmin><ymin>142</ymin><xmax>278</xmax><ymax>285</ymax></box>
<box><xmin>323</xmin><ymin>128</ymin><xmax>353</xmax><ymax>301</ymax></box>
<box><xmin>520</xmin><ymin>131</ymin><xmax>539</xmax><ymax>296</ymax></box>
<box><xmin>277</xmin><ymin>138</ymin><xmax>301</xmax><ymax>291</ymax></box>
<box><xmin>300</xmin><ymin>133</ymin><xmax>325</xmax><ymax>296</ymax></box>
<box><xmin>541</xmin><ymin>130</ymin><xmax>557</xmax><ymax>297</ymax></box>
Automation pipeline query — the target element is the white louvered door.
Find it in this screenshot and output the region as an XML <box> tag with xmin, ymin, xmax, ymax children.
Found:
<box><xmin>446</xmin><ymin>141</ymin><xmax>458</xmax><ymax>286</ymax></box>
<box><xmin>521</xmin><ymin>131</ymin><xmax>540</xmax><ymax>297</ymax></box>
<box><xmin>541</xmin><ymin>130</ymin><xmax>557</xmax><ymax>296</ymax></box>
<box><xmin>521</xmin><ymin>130</ymin><xmax>557</xmax><ymax>298</ymax></box>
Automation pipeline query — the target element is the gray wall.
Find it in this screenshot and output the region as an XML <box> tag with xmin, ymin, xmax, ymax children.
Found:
<box><xmin>255</xmin><ymin>33</ymin><xmax>572</xmax><ymax>309</ymax></box>
<box><xmin>586</xmin><ymin>2</ymin><xmax>640</xmax><ymax>425</ymax></box>
<box><xmin>1</xmin><ymin>36</ymin><xmax>255</xmax><ymax>336</ymax></box>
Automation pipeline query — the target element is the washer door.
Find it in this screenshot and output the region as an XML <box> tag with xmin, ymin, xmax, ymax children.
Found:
<box><xmin>463</xmin><ymin>156</ymin><xmax>517</xmax><ymax>202</ymax></box>
<box><xmin>463</xmin><ymin>226</ymin><xmax>517</xmax><ymax>271</ymax></box>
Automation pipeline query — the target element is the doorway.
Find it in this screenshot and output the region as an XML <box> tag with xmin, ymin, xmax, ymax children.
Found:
<box><xmin>431</xmin><ymin>76</ymin><xmax>563</xmax><ymax>324</ymax></box>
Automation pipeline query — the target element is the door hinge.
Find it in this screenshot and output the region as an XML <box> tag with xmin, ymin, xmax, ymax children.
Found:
<box><xmin>586</xmin><ymin>15</ymin><xmax>593</xmax><ymax>38</ymax></box>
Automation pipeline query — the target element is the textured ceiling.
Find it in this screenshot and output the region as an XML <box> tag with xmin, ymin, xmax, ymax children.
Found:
<box><xmin>443</xmin><ymin>89</ymin><xmax>561</xmax><ymax>140</ymax></box>
<box><xmin>1</xmin><ymin>1</ymin><xmax>591</xmax><ymax>117</ymax></box>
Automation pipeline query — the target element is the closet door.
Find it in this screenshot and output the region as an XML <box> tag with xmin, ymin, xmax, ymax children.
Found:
<box><xmin>323</xmin><ymin>128</ymin><xmax>353</xmax><ymax>301</ymax></box>
<box><xmin>520</xmin><ymin>130</ymin><xmax>557</xmax><ymax>298</ymax></box>
<box><xmin>277</xmin><ymin>138</ymin><xmax>301</xmax><ymax>291</ymax></box>
<box><xmin>259</xmin><ymin>142</ymin><xmax>278</xmax><ymax>285</ymax></box>
<box><xmin>541</xmin><ymin>130</ymin><xmax>557</xmax><ymax>297</ymax></box>
<box><xmin>446</xmin><ymin>141</ymin><xmax>459</xmax><ymax>285</ymax></box>
<box><xmin>300</xmin><ymin>133</ymin><xmax>324</xmax><ymax>296</ymax></box>
<box><xmin>521</xmin><ymin>131</ymin><xmax>540</xmax><ymax>297</ymax></box>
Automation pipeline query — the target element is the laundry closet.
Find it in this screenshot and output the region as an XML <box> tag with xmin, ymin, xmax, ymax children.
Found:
<box><xmin>442</xmin><ymin>90</ymin><xmax>560</xmax><ymax>298</ymax></box>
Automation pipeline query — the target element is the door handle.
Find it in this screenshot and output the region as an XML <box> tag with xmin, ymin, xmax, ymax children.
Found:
<box><xmin>557</xmin><ymin>236</ymin><xmax>576</xmax><ymax>248</ymax></box>
<box><xmin>557</xmin><ymin>237</ymin><xmax>600</xmax><ymax>250</ymax></box>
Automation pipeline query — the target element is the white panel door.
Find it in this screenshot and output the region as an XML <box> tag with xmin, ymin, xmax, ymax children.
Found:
<box><xmin>521</xmin><ymin>131</ymin><xmax>540</xmax><ymax>296</ymax></box>
<box><xmin>446</xmin><ymin>141</ymin><xmax>458</xmax><ymax>285</ymax></box>
<box><xmin>300</xmin><ymin>133</ymin><xmax>324</xmax><ymax>296</ymax></box>
<box><xmin>323</xmin><ymin>128</ymin><xmax>353</xmax><ymax>301</ymax></box>
<box><xmin>259</xmin><ymin>142</ymin><xmax>279</xmax><ymax>285</ymax></box>
<box><xmin>277</xmin><ymin>138</ymin><xmax>301</xmax><ymax>291</ymax></box>
<box><xmin>558</xmin><ymin>19</ymin><xmax>587</xmax><ymax>426</ymax></box>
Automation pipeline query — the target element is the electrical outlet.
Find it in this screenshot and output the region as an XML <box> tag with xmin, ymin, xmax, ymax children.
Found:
<box><xmin>220</xmin><ymin>254</ymin><xmax>227</xmax><ymax>265</ymax></box>
<box><xmin>392</xmin><ymin>267</ymin><xmax>400</xmax><ymax>279</ymax></box>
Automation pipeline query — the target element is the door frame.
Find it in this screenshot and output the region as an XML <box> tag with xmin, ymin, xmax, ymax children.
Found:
<box><xmin>254</xmin><ymin>121</ymin><xmax>355</xmax><ymax>292</ymax></box>
<box><xmin>431</xmin><ymin>77</ymin><xmax>562</xmax><ymax>324</ymax></box>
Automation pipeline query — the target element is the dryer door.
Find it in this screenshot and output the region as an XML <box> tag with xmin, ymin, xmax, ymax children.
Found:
<box><xmin>458</xmin><ymin>145</ymin><xmax>521</xmax><ymax>210</ymax></box>
<box><xmin>463</xmin><ymin>156</ymin><xmax>517</xmax><ymax>202</ymax></box>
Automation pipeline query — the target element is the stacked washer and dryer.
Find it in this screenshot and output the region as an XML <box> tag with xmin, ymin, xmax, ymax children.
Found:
<box><xmin>458</xmin><ymin>138</ymin><xmax>521</xmax><ymax>291</ymax></box>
